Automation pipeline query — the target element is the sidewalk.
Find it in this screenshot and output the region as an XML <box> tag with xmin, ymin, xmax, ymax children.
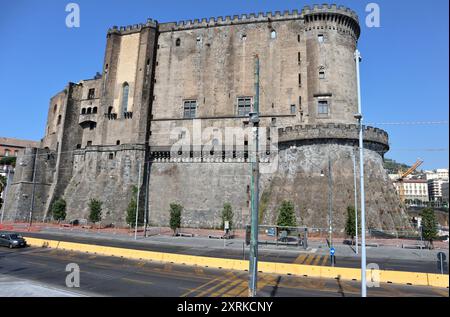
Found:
<box><xmin>5</xmin><ymin>222</ymin><xmax>447</xmax><ymax>264</ymax></box>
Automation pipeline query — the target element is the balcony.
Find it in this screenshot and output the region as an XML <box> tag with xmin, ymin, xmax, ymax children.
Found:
<box><xmin>79</xmin><ymin>113</ymin><xmax>98</xmax><ymax>126</ymax></box>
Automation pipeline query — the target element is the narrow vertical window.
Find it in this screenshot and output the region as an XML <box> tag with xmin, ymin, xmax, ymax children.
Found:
<box><xmin>318</xmin><ymin>100</ymin><xmax>329</xmax><ymax>115</ymax></box>
<box><xmin>121</xmin><ymin>82</ymin><xmax>129</xmax><ymax>114</ymax></box>
<box><xmin>298</xmin><ymin>73</ymin><xmax>302</xmax><ymax>87</ymax></box>
<box><xmin>176</xmin><ymin>38</ymin><xmax>181</xmax><ymax>46</ymax></box>
<box><xmin>57</xmin><ymin>115</ymin><xmax>62</xmax><ymax>125</ymax></box>
<box><xmin>298</xmin><ymin>52</ymin><xmax>301</xmax><ymax>65</ymax></box>
<box><xmin>88</xmin><ymin>88</ymin><xmax>95</xmax><ymax>99</ymax></box>
<box><xmin>290</xmin><ymin>105</ymin><xmax>296</xmax><ymax>114</ymax></box>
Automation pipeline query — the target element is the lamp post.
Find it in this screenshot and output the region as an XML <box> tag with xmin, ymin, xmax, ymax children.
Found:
<box><xmin>328</xmin><ymin>155</ymin><xmax>333</xmax><ymax>251</ymax></box>
<box><xmin>248</xmin><ymin>55</ymin><xmax>260</xmax><ymax>297</ymax></box>
<box><xmin>355</xmin><ymin>49</ymin><xmax>367</xmax><ymax>297</ymax></box>
<box><xmin>134</xmin><ymin>161</ymin><xmax>142</xmax><ymax>240</ymax></box>
<box><xmin>352</xmin><ymin>152</ymin><xmax>359</xmax><ymax>255</ymax></box>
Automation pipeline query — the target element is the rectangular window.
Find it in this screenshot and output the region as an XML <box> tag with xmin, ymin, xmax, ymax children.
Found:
<box><xmin>4</xmin><ymin>149</ymin><xmax>10</xmax><ymax>157</ymax></box>
<box><xmin>290</xmin><ymin>105</ymin><xmax>296</xmax><ymax>114</ymax></box>
<box><xmin>318</xmin><ymin>100</ymin><xmax>329</xmax><ymax>115</ymax></box>
<box><xmin>183</xmin><ymin>100</ymin><xmax>197</xmax><ymax>118</ymax></box>
<box><xmin>88</xmin><ymin>88</ymin><xmax>95</xmax><ymax>99</ymax></box>
<box><xmin>86</xmin><ymin>141</ymin><xmax>92</xmax><ymax>147</ymax></box>
<box><xmin>319</xmin><ymin>71</ymin><xmax>325</xmax><ymax>79</ymax></box>
<box><xmin>237</xmin><ymin>97</ymin><xmax>252</xmax><ymax>117</ymax></box>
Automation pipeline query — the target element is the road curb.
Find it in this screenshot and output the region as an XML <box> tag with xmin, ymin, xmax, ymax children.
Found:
<box><xmin>25</xmin><ymin>237</ymin><xmax>449</xmax><ymax>289</ymax></box>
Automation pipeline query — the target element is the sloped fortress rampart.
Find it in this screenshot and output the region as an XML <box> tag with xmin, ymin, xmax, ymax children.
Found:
<box><xmin>4</xmin><ymin>4</ymin><xmax>410</xmax><ymax>230</ymax></box>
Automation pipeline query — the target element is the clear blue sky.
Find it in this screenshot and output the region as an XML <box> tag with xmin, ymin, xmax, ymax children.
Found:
<box><xmin>0</xmin><ymin>0</ymin><xmax>448</xmax><ymax>169</ymax></box>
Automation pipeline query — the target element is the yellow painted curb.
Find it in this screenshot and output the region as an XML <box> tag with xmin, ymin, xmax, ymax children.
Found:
<box><xmin>25</xmin><ymin>237</ymin><xmax>449</xmax><ymax>288</ymax></box>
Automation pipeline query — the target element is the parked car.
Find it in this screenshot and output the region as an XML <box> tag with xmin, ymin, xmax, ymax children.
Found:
<box><xmin>0</xmin><ymin>233</ymin><xmax>27</xmax><ymax>248</ymax></box>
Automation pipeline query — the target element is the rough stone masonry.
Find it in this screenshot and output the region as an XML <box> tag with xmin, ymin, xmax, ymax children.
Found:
<box><xmin>3</xmin><ymin>4</ymin><xmax>410</xmax><ymax>231</ymax></box>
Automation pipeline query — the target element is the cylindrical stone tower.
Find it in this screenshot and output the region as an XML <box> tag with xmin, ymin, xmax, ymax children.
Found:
<box><xmin>261</xmin><ymin>5</ymin><xmax>410</xmax><ymax>232</ymax></box>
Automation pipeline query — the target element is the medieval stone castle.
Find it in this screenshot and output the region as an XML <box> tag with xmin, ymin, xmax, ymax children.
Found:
<box><xmin>4</xmin><ymin>4</ymin><xmax>410</xmax><ymax>230</ymax></box>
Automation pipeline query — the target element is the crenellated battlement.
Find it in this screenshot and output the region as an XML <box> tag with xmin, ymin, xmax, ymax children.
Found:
<box><xmin>277</xmin><ymin>124</ymin><xmax>389</xmax><ymax>152</ymax></box>
<box><xmin>107</xmin><ymin>18</ymin><xmax>158</xmax><ymax>35</ymax></box>
<box><xmin>108</xmin><ymin>4</ymin><xmax>359</xmax><ymax>34</ymax></box>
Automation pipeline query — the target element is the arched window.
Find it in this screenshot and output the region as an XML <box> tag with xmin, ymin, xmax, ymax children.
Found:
<box><xmin>270</xmin><ymin>30</ymin><xmax>277</xmax><ymax>39</ymax></box>
<box><xmin>175</xmin><ymin>38</ymin><xmax>181</xmax><ymax>46</ymax></box>
<box><xmin>93</xmin><ymin>107</ymin><xmax>98</xmax><ymax>114</ymax></box>
<box><xmin>81</xmin><ymin>108</ymin><xmax>86</xmax><ymax>114</ymax></box>
<box><xmin>87</xmin><ymin>107</ymin><xmax>92</xmax><ymax>114</ymax></box>
<box><xmin>108</xmin><ymin>106</ymin><xmax>113</xmax><ymax>114</ymax></box>
<box><xmin>121</xmin><ymin>82</ymin><xmax>129</xmax><ymax>114</ymax></box>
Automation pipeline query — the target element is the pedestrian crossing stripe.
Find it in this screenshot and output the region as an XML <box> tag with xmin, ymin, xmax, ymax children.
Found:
<box><xmin>293</xmin><ymin>254</ymin><xmax>330</xmax><ymax>266</ymax></box>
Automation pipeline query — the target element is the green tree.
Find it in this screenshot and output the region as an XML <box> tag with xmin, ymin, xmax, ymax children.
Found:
<box><xmin>51</xmin><ymin>198</ymin><xmax>67</xmax><ymax>222</ymax></box>
<box><xmin>420</xmin><ymin>207</ymin><xmax>438</xmax><ymax>249</ymax></box>
<box><xmin>0</xmin><ymin>156</ymin><xmax>16</xmax><ymax>167</ymax></box>
<box><xmin>221</xmin><ymin>203</ymin><xmax>234</xmax><ymax>230</ymax></box>
<box><xmin>126</xmin><ymin>186</ymin><xmax>142</xmax><ymax>227</ymax></box>
<box><xmin>169</xmin><ymin>203</ymin><xmax>183</xmax><ymax>235</ymax></box>
<box><xmin>277</xmin><ymin>200</ymin><xmax>297</xmax><ymax>228</ymax></box>
<box><xmin>345</xmin><ymin>206</ymin><xmax>359</xmax><ymax>242</ymax></box>
<box><xmin>88</xmin><ymin>199</ymin><xmax>103</xmax><ymax>224</ymax></box>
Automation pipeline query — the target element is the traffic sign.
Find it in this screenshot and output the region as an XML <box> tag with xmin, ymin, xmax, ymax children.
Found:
<box><xmin>330</xmin><ymin>247</ymin><xmax>335</xmax><ymax>256</ymax></box>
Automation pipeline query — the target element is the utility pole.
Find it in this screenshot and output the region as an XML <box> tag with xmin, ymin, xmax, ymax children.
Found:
<box><xmin>328</xmin><ymin>155</ymin><xmax>333</xmax><ymax>251</ymax></box>
<box><xmin>134</xmin><ymin>161</ymin><xmax>142</xmax><ymax>240</ymax></box>
<box><xmin>248</xmin><ymin>55</ymin><xmax>260</xmax><ymax>297</ymax></box>
<box><xmin>355</xmin><ymin>49</ymin><xmax>367</xmax><ymax>297</ymax></box>
<box><xmin>352</xmin><ymin>152</ymin><xmax>359</xmax><ymax>255</ymax></box>
<box><xmin>29</xmin><ymin>148</ymin><xmax>38</xmax><ymax>229</ymax></box>
<box><xmin>0</xmin><ymin>165</ymin><xmax>11</xmax><ymax>224</ymax></box>
<box><xmin>143</xmin><ymin>160</ymin><xmax>150</xmax><ymax>238</ymax></box>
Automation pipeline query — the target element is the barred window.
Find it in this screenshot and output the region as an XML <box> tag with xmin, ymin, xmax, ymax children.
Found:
<box><xmin>237</xmin><ymin>97</ymin><xmax>252</xmax><ymax>117</ymax></box>
<box><xmin>183</xmin><ymin>100</ymin><xmax>197</xmax><ymax>118</ymax></box>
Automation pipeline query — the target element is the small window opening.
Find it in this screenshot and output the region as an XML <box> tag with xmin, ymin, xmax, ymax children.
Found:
<box><xmin>86</xmin><ymin>141</ymin><xmax>92</xmax><ymax>147</ymax></box>
<box><xmin>81</xmin><ymin>108</ymin><xmax>86</xmax><ymax>115</ymax></box>
<box><xmin>241</xmin><ymin>34</ymin><xmax>247</xmax><ymax>41</ymax></box>
<box><xmin>290</xmin><ymin>105</ymin><xmax>296</xmax><ymax>115</ymax></box>
<box><xmin>108</xmin><ymin>106</ymin><xmax>113</xmax><ymax>114</ymax></box>
<box><xmin>318</xmin><ymin>34</ymin><xmax>324</xmax><ymax>43</ymax></box>
<box><xmin>53</xmin><ymin>104</ymin><xmax>57</xmax><ymax>114</ymax></box>
<box><xmin>270</xmin><ymin>30</ymin><xmax>277</xmax><ymax>39</ymax></box>
<box><xmin>318</xmin><ymin>100</ymin><xmax>329</xmax><ymax>115</ymax></box>
<box><xmin>109</xmin><ymin>153</ymin><xmax>114</xmax><ymax>160</ymax></box>
<box><xmin>57</xmin><ymin>115</ymin><xmax>62</xmax><ymax>125</ymax></box>
<box><xmin>93</xmin><ymin>107</ymin><xmax>98</xmax><ymax>114</ymax></box>
<box><xmin>87</xmin><ymin>107</ymin><xmax>92</xmax><ymax>114</ymax></box>
<box><xmin>88</xmin><ymin>88</ymin><xmax>95</xmax><ymax>100</ymax></box>
<box><xmin>116</xmin><ymin>140</ymin><xmax>121</xmax><ymax>145</ymax></box>
<box><xmin>298</xmin><ymin>73</ymin><xmax>302</xmax><ymax>87</ymax></box>
<box><xmin>319</xmin><ymin>71</ymin><xmax>325</xmax><ymax>79</ymax></box>
<box><xmin>176</xmin><ymin>38</ymin><xmax>181</xmax><ymax>46</ymax></box>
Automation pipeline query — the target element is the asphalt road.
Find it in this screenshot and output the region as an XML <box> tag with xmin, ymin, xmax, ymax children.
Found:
<box><xmin>19</xmin><ymin>231</ymin><xmax>448</xmax><ymax>274</ymax></box>
<box><xmin>0</xmin><ymin>246</ymin><xmax>447</xmax><ymax>297</ymax></box>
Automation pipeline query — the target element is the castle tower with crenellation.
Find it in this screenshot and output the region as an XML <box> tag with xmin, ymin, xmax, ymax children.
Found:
<box><xmin>3</xmin><ymin>4</ymin><xmax>410</xmax><ymax>231</ymax></box>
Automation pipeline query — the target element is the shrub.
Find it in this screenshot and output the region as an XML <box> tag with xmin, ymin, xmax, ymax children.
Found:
<box><xmin>88</xmin><ymin>199</ymin><xmax>103</xmax><ymax>223</ymax></box>
<box><xmin>221</xmin><ymin>203</ymin><xmax>234</xmax><ymax>230</ymax></box>
<box><xmin>51</xmin><ymin>198</ymin><xmax>67</xmax><ymax>221</ymax></box>
<box><xmin>277</xmin><ymin>200</ymin><xmax>297</xmax><ymax>228</ymax></box>
<box><xmin>169</xmin><ymin>203</ymin><xmax>183</xmax><ymax>235</ymax></box>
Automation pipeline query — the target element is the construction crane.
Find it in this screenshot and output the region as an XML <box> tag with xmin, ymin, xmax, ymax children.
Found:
<box><xmin>397</xmin><ymin>159</ymin><xmax>424</xmax><ymax>203</ymax></box>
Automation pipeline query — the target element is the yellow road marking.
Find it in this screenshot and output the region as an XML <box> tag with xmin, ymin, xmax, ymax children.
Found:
<box><xmin>210</xmin><ymin>276</ymin><xmax>243</xmax><ymax>297</ymax></box>
<box><xmin>181</xmin><ymin>273</ymin><xmax>232</xmax><ymax>297</ymax></box>
<box><xmin>195</xmin><ymin>273</ymin><xmax>238</xmax><ymax>297</ymax></box>
<box><xmin>303</xmin><ymin>255</ymin><xmax>315</xmax><ymax>265</ymax></box>
<box><xmin>321</xmin><ymin>255</ymin><xmax>329</xmax><ymax>266</ymax></box>
<box><xmin>223</xmin><ymin>280</ymin><xmax>247</xmax><ymax>297</ymax></box>
<box><xmin>294</xmin><ymin>254</ymin><xmax>307</xmax><ymax>264</ymax></box>
<box><xmin>312</xmin><ymin>255</ymin><xmax>322</xmax><ymax>266</ymax></box>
